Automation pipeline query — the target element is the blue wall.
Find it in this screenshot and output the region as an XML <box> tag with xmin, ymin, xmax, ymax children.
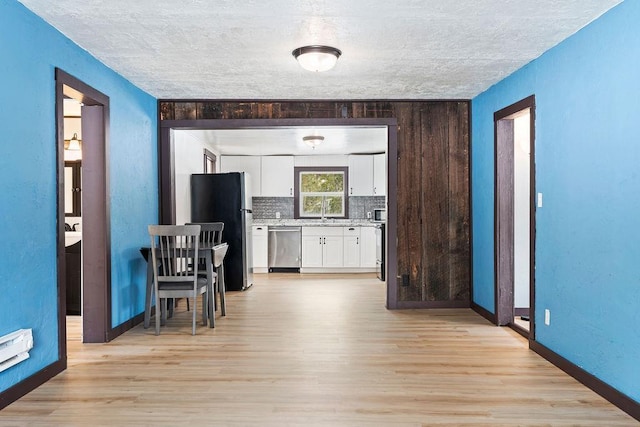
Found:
<box><xmin>0</xmin><ymin>1</ymin><xmax>157</xmax><ymax>391</ymax></box>
<box><xmin>472</xmin><ymin>1</ymin><xmax>639</xmax><ymax>402</ymax></box>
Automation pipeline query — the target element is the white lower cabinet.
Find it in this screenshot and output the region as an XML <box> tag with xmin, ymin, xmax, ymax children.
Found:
<box><xmin>252</xmin><ymin>226</ymin><xmax>268</xmax><ymax>272</ymax></box>
<box><xmin>302</xmin><ymin>226</ymin><xmax>344</xmax><ymax>268</ymax></box>
<box><xmin>301</xmin><ymin>225</ymin><xmax>376</xmax><ymax>272</ymax></box>
<box><xmin>359</xmin><ymin>226</ymin><xmax>377</xmax><ymax>268</ymax></box>
<box><xmin>343</xmin><ymin>227</ymin><xmax>361</xmax><ymax>268</ymax></box>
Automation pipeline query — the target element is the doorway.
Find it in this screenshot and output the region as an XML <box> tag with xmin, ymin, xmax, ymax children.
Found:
<box><xmin>159</xmin><ymin>118</ymin><xmax>399</xmax><ymax>308</ymax></box>
<box><xmin>494</xmin><ymin>95</ymin><xmax>536</xmax><ymax>339</ymax></box>
<box><xmin>56</xmin><ymin>69</ymin><xmax>111</xmax><ymax>349</ymax></box>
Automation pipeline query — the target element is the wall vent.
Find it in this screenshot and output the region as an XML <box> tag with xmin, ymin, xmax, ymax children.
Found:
<box><xmin>0</xmin><ymin>329</ymin><xmax>34</xmax><ymax>373</ymax></box>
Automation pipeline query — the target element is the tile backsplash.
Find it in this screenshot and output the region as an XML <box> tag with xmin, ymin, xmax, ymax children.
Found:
<box><xmin>252</xmin><ymin>196</ymin><xmax>385</xmax><ymax>219</ymax></box>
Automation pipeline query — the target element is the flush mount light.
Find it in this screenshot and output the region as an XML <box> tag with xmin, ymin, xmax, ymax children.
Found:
<box><xmin>292</xmin><ymin>45</ymin><xmax>342</xmax><ymax>72</ymax></box>
<box><xmin>303</xmin><ymin>135</ymin><xmax>325</xmax><ymax>148</ymax></box>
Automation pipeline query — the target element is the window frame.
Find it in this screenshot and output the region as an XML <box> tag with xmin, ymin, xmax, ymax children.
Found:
<box><xmin>294</xmin><ymin>166</ymin><xmax>349</xmax><ymax>219</ymax></box>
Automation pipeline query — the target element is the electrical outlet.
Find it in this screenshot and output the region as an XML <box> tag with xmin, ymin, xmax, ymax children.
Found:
<box><xmin>544</xmin><ymin>309</ymin><xmax>550</xmax><ymax>326</ymax></box>
<box><xmin>275</xmin><ymin>212</ymin><xmax>281</xmax><ymax>219</ymax></box>
<box><xmin>537</xmin><ymin>193</ymin><xmax>543</xmax><ymax>208</ymax></box>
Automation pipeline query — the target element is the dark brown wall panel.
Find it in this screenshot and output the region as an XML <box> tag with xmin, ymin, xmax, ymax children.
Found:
<box><xmin>159</xmin><ymin>100</ymin><xmax>470</xmax><ymax>305</ymax></box>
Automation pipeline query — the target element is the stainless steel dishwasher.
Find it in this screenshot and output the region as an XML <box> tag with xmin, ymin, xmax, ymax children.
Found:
<box><xmin>268</xmin><ymin>226</ymin><xmax>301</xmax><ymax>272</ymax></box>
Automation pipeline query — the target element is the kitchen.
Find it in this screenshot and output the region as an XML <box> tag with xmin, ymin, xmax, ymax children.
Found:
<box><xmin>173</xmin><ymin>125</ymin><xmax>388</xmax><ymax>285</ymax></box>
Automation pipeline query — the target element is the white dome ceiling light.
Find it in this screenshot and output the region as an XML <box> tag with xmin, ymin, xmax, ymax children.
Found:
<box><xmin>292</xmin><ymin>45</ymin><xmax>342</xmax><ymax>72</ymax></box>
<box><xmin>303</xmin><ymin>135</ymin><xmax>325</xmax><ymax>149</ymax></box>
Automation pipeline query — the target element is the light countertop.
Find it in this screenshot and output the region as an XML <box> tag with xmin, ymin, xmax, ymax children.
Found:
<box><xmin>252</xmin><ymin>219</ymin><xmax>379</xmax><ymax>227</ymax></box>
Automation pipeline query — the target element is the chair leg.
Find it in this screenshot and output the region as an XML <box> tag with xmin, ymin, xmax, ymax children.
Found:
<box><xmin>191</xmin><ymin>296</ymin><xmax>197</xmax><ymax>335</ymax></box>
<box><xmin>201</xmin><ymin>292</ymin><xmax>208</xmax><ymax>326</ymax></box>
<box><xmin>219</xmin><ymin>265</ymin><xmax>226</xmax><ymax>317</ymax></box>
<box><xmin>155</xmin><ymin>298</ymin><xmax>163</xmax><ymax>335</ymax></box>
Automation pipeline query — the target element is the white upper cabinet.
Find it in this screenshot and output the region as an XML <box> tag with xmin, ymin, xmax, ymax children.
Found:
<box><xmin>348</xmin><ymin>155</ymin><xmax>374</xmax><ymax>196</ymax></box>
<box><xmin>373</xmin><ymin>153</ymin><xmax>386</xmax><ymax>196</ymax></box>
<box><xmin>220</xmin><ymin>156</ymin><xmax>262</xmax><ymax>196</ymax></box>
<box><xmin>261</xmin><ymin>156</ymin><xmax>294</xmax><ymax>197</ymax></box>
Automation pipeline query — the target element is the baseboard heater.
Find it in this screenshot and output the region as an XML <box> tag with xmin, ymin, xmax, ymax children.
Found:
<box><xmin>0</xmin><ymin>329</ymin><xmax>34</xmax><ymax>373</ymax></box>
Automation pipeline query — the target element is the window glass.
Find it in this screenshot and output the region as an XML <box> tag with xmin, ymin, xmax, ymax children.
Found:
<box><xmin>299</xmin><ymin>171</ymin><xmax>346</xmax><ymax>217</ymax></box>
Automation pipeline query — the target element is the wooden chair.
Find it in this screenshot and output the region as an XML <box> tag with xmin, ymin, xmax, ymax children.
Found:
<box><xmin>148</xmin><ymin>224</ymin><xmax>209</xmax><ymax>335</ymax></box>
<box><xmin>187</xmin><ymin>222</ymin><xmax>227</xmax><ymax>316</ymax></box>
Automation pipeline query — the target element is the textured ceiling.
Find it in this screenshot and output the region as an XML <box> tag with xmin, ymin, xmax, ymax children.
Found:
<box><xmin>19</xmin><ymin>0</ymin><xmax>621</xmax><ymax>100</ymax></box>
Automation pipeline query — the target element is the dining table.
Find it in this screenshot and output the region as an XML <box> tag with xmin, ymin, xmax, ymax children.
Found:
<box><xmin>140</xmin><ymin>242</ymin><xmax>228</xmax><ymax>329</ymax></box>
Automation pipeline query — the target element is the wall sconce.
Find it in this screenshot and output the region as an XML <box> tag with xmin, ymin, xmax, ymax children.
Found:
<box><xmin>66</xmin><ymin>133</ymin><xmax>81</xmax><ymax>151</ymax></box>
<box><xmin>292</xmin><ymin>45</ymin><xmax>342</xmax><ymax>72</ymax></box>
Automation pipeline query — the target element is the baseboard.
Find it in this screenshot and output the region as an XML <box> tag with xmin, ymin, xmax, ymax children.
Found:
<box><xmin>471</xmin><ymin>302</ymin><xmax>496</xmax><ymax>324</ymax></box>
<box><xmin>107</xmin><ymin>311</ymin><xmax>147</xmax><ymax>341</ymax></box>
<box><xmin>530</xmin><ymin>341</ymin><xmax>639</xmax><ymax>421</ymax></box>
<box><xmin>0</xmin><ymin>359</ymin><xmax>65</xmax><ymax>410</ymax></box>
<box><xmin>394</xmin><ymin>300</ymin><xmax>470</xmax><ymax>309</ymax></box>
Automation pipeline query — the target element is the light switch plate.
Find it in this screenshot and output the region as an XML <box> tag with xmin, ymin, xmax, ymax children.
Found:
<box><xmin>544</xmin><ymin>309</ymin><xmax>550</xmax><ymax>325</ymax></box>
<box><xmin>537</xmin><ymin>193</ymin><xmax>543</xmax><ymax>208</ymax></box>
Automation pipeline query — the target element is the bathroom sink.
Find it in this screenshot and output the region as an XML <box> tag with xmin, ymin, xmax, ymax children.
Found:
<box><xmin>65</xmin><ymin>231</ymin><xmax>82</xmax><ymax>247</ymax></box>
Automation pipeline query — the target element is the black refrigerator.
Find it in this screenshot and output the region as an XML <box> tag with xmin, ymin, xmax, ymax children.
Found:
<box><xmin>191</xmin><ymin>172</ymin><xmax>253</xmax><ymax>291</ymax></box>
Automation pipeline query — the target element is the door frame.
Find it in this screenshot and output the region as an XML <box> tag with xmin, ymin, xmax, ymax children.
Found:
<box><xmin>56</xmin><ymin>69</ymin><xmax>111</xmax><ymax>346</ymax></box>
<box><xmin>158</xmin><ymin>117</ymin><xmax>399</xmax><ymax>309</ymax></box>
<box><xmin>494</xmin><ymin>95</ymin><xmax>536</xmax><ymax>339</ymax></box>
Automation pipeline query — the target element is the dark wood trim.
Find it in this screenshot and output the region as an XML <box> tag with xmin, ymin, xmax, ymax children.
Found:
<box><xmin>530</xmin><ymin>341</ymin><xmax>640</xmax><ymax>421</ymax></box>
<box><xmin>394</xmin><ymin>300</ymin><xmax>471</xmax><ymax>309</ymax></box>
<box><xmin>160</xmin><ymin>117</ymin><xmax>396</xmax><ymax>129</ymax></box>
<box><xmin>527</xmin><ymin>100</ymin><xmax>537</xmax><ymax>341</ymax></box>
<box><xmin>471</xmin><ymin>302</ymin><xmax>496</xmax><ymax>324</ymax></box>
<box><xmin>293</xmin><ymin>166</ymin><xmax>349</xmax><ymax>219</ymax></box>
<box><xmin>509</xmin><ymin>322</ymin><xmax>529</xmax><ymax>338</ymax></box>
<box><xmin>158</xmin><ymin>116</ymin><xmax>400</xmax><ymax>309</ymax></box>
<box><xmin>0</xmin><ymin>360</ymin><xmax>65</xmax><ymax>410</ymax></box>
<box><xmin>468</xmin><ymin>102</ymin><xmax>474</xmax><ymax>315</ymax></box>
<box><xmin>106</xmin><ymin>311</ymin><xmax>147</xmax><ymax>341</ymax></box>
<box><xmin>385</xmin><ymin>123</ymin><xmax>398</xmax><ymax>309</ymax></box>
<box><xmin>493</xmin><ymin>95</ymin><xmax>536</xmax><ymax>334</ymax></box>
<box><xmin>494</xmin><ymin>118</ymin><xmax>515</xmax><ymax>326</ymax></box>
<box><xmin>56</xmin><ymin>68</ymin><xmax>112</xmax><ymax>345</ymax></box>
<box><xmin>159</xmin><ymin>126</ymin><xmax>174</xmax><ymax>224</ymax></box>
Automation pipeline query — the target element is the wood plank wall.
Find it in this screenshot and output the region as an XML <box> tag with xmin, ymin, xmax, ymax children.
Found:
<box><xmin>159</xmin><ymin>100</ymin><xmax>470</xmax><ymax>305</ymax></box>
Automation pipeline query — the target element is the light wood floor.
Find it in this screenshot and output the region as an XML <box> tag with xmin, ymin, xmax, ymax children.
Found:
<box><xmin>1</xmin><ymin>274</ymin><xmax>635</xmax><ymax>426</ymax></box>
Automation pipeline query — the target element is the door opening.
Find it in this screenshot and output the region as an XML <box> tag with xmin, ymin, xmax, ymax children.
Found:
<box><xmin>56</xmin><ymin>69</ymin><xmax>111</xmax><ymax>352</ymax></box>
<box><xmin>494</xmin><ymin>95</ymin><xmax>536</xmax><ymax>339</ymax></box>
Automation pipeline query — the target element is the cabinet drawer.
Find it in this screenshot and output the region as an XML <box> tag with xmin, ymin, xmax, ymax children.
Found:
<box><xmin>252</xmin><ymin>225</ymin><xmax>268</xmax><ymax>236</ymax></box>
<box><xmin>343</xmin><ymin>226</ymin><xmax>360</xmax><ymax>236</ymax></box>
<box><xmin>303</xmin><ymin>226</ymin><xmax>344</xmax><ymax>236</ymax></box>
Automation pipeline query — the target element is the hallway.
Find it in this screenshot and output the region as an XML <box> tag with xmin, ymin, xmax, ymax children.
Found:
<box><xmin>1</xmin><ymin>274</ymin><xmax>635</xmax><ymax>426</ymax></box>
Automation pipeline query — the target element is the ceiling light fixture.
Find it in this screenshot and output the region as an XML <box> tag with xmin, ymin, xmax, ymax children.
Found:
<box><xmin>303</xmin><ymin>135</ymin><xmax>325</xmax><ymax>149</ymax></box>
<box><xmin>292</xmin><ymin>45</ymin><xmax>342</xmax><ymax>72</ymax></box>
<box><xmin>66</xmin><ymin>133</ymin><xmax>82</xmax><ymax>151</ymax></box>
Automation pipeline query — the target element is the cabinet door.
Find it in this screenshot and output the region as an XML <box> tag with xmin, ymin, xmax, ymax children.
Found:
<box><xmin>373</xmin><ymin>153</ymin><xmax>386</xmax><ymax>196</ymax></box>
<box><xmin>348</xmin><ymin>155</ymin><xmax>374</xmax><ymax>196</ymax></box>
<box><xmin>220</xmin><ymin>156</ymin><xmax>262</xmax><ymax>196</ymax></box>
<box><xmin>322</xmin><ymin>235</ymin><xmax>344</xmax><ymax>267</ymax></box>
<box><xmin>359</xmin><ymin>226</ymin><xmax>377</xmax><ymax>267</ymax></box>
<box><xmin>261</xmin><ymin>156</ymin><xmax>294</xmax><ymax>197</ymax></box>
<box><xmin>343</xmin><ymin>236</ymin><xmax>361</xmax><ymax>267</ymax></box>
<box><xmin>252</xmin><ymin>226</ymin><xmax>268</xmax><ymax>268</ymax></box>
<box><xmin>302</xmin><ymin>234</ymin><xmax>323</xmax><ymax>268</ymax></box>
